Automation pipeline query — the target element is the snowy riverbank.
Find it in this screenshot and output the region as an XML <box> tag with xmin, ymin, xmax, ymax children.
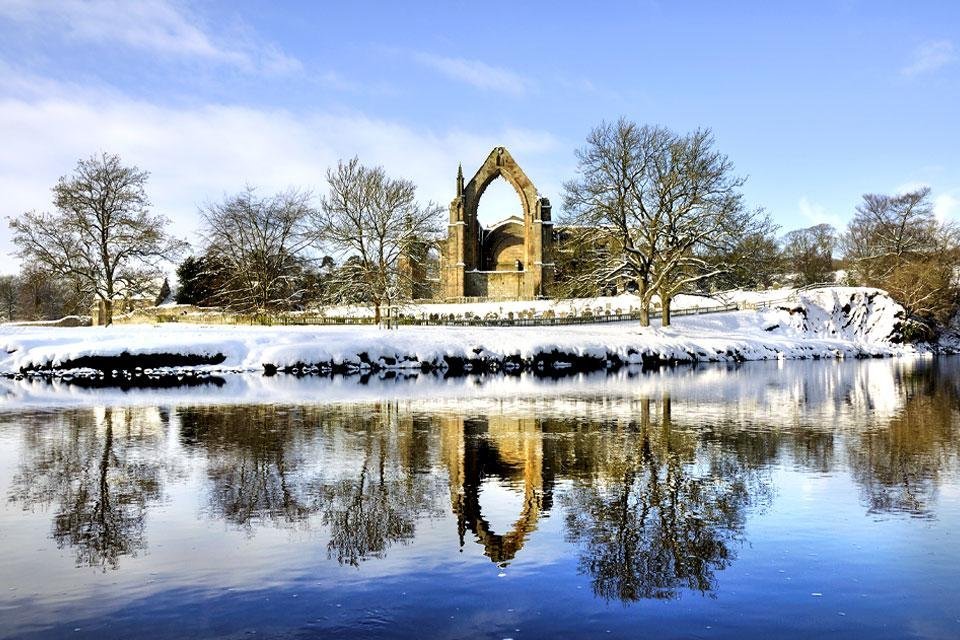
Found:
<box><xmin>0</xmin><ymin>288</ymin><xmax>948</xmax><ymax>375</ymax></box>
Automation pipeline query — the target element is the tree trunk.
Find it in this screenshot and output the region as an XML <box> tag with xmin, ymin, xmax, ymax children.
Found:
<box><xmin>103</xmin><ymin>299</ymin><xmax>114</xmax><ymax>326</ymax></box>
<box><xmin>661</xmin><ymin>295</ymin><xmax>672</xmax><ymax>327</ymax></box>
<box><xmin>373</xmin><ymin>302</ymin><xmax>382</xmax><ymax>325</ymax></box>
<box><xmin>637</xmin><ymin>280</ymin><xmax>650</xmax><ymax>327</ymax></box>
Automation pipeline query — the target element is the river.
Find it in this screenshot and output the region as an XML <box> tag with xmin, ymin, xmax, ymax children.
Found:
<box><xmin>0</xmin><ymin>358</ymin><xmax>958</xmax><ymax>639</ymax></box>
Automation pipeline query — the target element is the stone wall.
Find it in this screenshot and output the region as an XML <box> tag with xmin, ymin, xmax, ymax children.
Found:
<box><xmin>464</xmin><ymin>271</ymin><xmax>525</xmax><ymax>300</ymax></box>
<box><xmin>482</xmin><ymin>219</ymin><xmax>525</xmax><ymax>271</ymax></box>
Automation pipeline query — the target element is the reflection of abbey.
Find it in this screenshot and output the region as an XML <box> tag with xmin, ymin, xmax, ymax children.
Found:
<box><xmin>440</xmin><ymin>413</ymin><xmax>552</xmax><ymax>564</ymax></box>
<box><xmin>437</xmin><ymin>146</ymin><xmax>555</xmax><ymax>301</ymax></box>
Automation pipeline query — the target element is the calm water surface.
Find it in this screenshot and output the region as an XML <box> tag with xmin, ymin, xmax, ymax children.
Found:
<box><xmin>0</xmin><ymin>359</ymin><xmax>958</xmax><ymax>639</ymax></box>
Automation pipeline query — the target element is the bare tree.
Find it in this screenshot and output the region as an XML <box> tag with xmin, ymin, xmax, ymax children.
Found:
<box><xmin>781</xmin><ymin>223</ymin><xmax>836</xmax><ymax>286</ymax></box>
<box><xmin>200</xmin><ymin>187</ymin><xmax>314</xmax><ymax>313</ymax></box>
<box><xmin>706</xmin><ymin>226</ymin><xmax>782</xmax><ymax>291</ymax></box>
<box><xmin>314</xmin><ymin>158</ymin><xmax>442</xmax><ymax>323</ymax></box>
<box><xmin>0</xmin><ymin>275</ymin><xmax>18</xmax><ymax>321</ymax></box>
<box><xmin>563</xmin><ymin>120</ymin><xmax>766</xmax><ymax>326</ymax></box>
<box><xmin>842</xmin><ymin>188</ymin><xmax>938</xmax><ymax>281</ymax></box>
<box><xmin>9</xmin><ymin>153</ymin><xmax>185</xmax><ymax>325</ymax></box>
<box><xmin>645</xmin><ymin>130</ymin><xmax>770</xmax><ymax>325</ymax></box>
<box><xmin>842</xmin><ymin>187</ymin><xmax>960</xmax><ymax>328</ymax></box>
<box><xmin>552</xmin><ymin>227</ymin><xmax>622</xmax><ymax>299</ymax></box>
<box><xmin>561</xmin><ymin>119</ymin><xmax>670</xmax><ymax>325</ymax></box>
<box><xmin>0</xmin><ymin>268</ymin><xmax>78</xmax><ymax>321</ymax></box>
<box><xmin>17</xmin><ymin>267</ymin><xmax>68</xmax><ymax>320</ymax></box>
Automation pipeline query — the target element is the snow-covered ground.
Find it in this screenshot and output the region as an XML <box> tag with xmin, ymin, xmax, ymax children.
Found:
<box><xmin>0</xmin><ymin>288</ymin><xmax>939</xmax><ymax>375</ymax></box>
<box><xmin>319</xmin><ymin>288</ymin><xmax>797</xmax><ymax>318</ymax></box>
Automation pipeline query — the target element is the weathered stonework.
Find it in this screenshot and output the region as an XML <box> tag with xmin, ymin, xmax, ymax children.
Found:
<box><xmin>441</xmin><ymin>147</ymin><xmax>554</xmax><ymax>300</ymax></box>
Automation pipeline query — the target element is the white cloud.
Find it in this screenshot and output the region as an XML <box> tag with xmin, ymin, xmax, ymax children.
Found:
<box><xmin>901</xmin><ymin>39</ymin><xmax>956</xmax><ymax>77</ymax></box>
<box><xmin>893</xmin><ymin>181</ymin><xmax>959</xmax><ymax>221</ymax></box>
<box><xmin>894</xmin><ymin>180</ymin><xmax>930</xmax><ymax>195</ymax></box>
<box><xmin>255</xmin><ymin>44</ymin><xmax>304</xmax><ymax>76</ymax></box>
<box><xmin>412</xmin><ymin>52</ymin><xmax>530</xmax><ymax>95</ymax></box>
<box><xmin>933</xmin><ymin>192</ymin><xmax>959</xmax><ymax>221</ymax></box>
<box><xmin>0</xmin><ymin>65</ymin><xmax>561</xmax><ymax>273</ymax></box>
<box><xmin>0</xmin><ymin>0</ymin><xmax>301</xmax><ymax>74</ymax></box>
<box><xmin>312</xmin><ymin>70</ymin><xmax>397</xmax><ymax>96</ymax></box>
<box><xmin>797</xmin><ymin>197</ymin><xmax>844</xmax><ymax>229</ymax></box>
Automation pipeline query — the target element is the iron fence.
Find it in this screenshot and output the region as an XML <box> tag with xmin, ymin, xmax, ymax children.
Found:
<box><xmin>141</xmin><ymin>301</ymin><xmax>762</xmax><ymax>328</ymax></box>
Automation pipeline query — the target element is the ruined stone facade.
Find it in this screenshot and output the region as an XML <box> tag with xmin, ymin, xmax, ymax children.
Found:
<box><xmin>440</xmin><ymin>147</ymin><xmax>554</xmax><ymax>300</ymax></box>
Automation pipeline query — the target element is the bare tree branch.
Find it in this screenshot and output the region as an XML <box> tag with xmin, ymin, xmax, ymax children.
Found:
<box><xmin>200</xmin><ymin>187</ymin><xmax>314</xmax><ymax>313</ymax></box>
<box><xmin>313</xmin><ymin>158</ymin><xmax>442</xmax><ymax>323</ymax></box>
<box><xmin>8</xmin><ymin>153</ymin><xmax>186</xmax><ymax>325</ymax></box>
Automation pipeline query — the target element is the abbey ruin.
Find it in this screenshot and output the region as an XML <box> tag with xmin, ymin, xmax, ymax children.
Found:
<box><xmin>439</xmin><ymin>146</ymin><xmax>555</xmax><ymax>301</ymax></box>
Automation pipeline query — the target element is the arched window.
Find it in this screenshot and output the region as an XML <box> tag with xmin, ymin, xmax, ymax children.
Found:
<box><xmin>476</xmin><ymin>175</ymin><xmax>522</xmax><ymax>229</ymax></box>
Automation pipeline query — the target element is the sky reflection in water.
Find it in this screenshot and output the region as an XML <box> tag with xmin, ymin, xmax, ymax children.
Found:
<box><xmin>0</xmin><ymin>358</ymin><xmax>958</xmax><ymax>639</ymax></box>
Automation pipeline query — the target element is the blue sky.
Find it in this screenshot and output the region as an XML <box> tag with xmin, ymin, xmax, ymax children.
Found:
<box><xmin>1</xmin><ymin>0</ymin><xmax>958</xmax><ymax>270</ymax></box>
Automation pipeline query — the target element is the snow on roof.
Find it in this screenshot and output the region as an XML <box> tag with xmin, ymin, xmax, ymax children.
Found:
<box><xmin>483</xmin><ymin>215</ymin><xmax>524</xmax><ymax>231</ymax></box>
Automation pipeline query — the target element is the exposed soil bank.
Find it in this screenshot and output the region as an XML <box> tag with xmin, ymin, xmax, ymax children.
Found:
<box><xmin>1</xmin><ymin>353</ymin><xmax>893</xmax><ymax>385</ymax></box>
<box><xmin>19</xmin><ymin>351</ymin><xmax>226</xmax><ymax>374</ymax></box>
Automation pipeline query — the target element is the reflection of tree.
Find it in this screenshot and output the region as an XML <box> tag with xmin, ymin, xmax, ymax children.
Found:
<box><xmin>562</xmin><ymin>398</ymin><xmax>767</xmax><ymax>602</ymax></box>
<box><xmin>8</xmin><ymin>408</ymin><xmax>167</xmax><ymax>569</ymax></box>
<box><xmin>320</xmin><ymin>405</ymin><xmax>444</xmax><ymax>566</ymax></box>
<box><xmin>785</xmin><ymin>429</ymin><xmax>837</xmax><ymax>473</ymax></box>
<box><xmin>178</xmin><ymin>403</ymin><xmax>445</xmax><ymax>564</ymax></box>
<box><xmin>850</xmin><ymin>363</ymin><xmax>960</xmax><ymax>517</ymax></box>
<box><xmin>179</xmin><ymin>406</ymin><xmax>319</xmax><ymax>527</ymax></box>
<box><xmin>12</xmin><ymin>356</ymin><xmax>956</xmax><ymax>586</ymax></box>
<box><xmin>699</xmin><ymin>416</ymin><xmax>836</xmax><ymax>474</ymax></box>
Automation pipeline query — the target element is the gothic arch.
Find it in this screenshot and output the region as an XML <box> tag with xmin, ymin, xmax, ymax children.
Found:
<box><xmin>455</xmin><ymin>480</ymin><xmax>543</xmax><ymax>564</ymax></box>
<box><xmin>441</xmin><ymin>146</ymin><xmax>554</xmax><ymax>299</ymax></box>
<box><xmin>463</xmin><ymin>147</ymin><xmax>539</xmax><ymax>229</ymax></box>
<box><xmin>442</xmin><ymin>415</ymin><xmax>551</xmax><ymax>565</ymax></box>
<box><xmin>482</xmin><ymin>217</ymin><xmax>525</xmax><ymax>271</ymax></box>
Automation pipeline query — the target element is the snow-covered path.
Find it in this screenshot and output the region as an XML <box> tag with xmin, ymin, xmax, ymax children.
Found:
<box><xmin>0</xmin><ymin>288</ymin><xmax>927</xmax><ymax>374</ymax></box>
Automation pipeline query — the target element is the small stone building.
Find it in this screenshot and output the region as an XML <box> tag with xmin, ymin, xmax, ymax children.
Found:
<box><xmin>440</xmin><ymin>147</ymin><xmax>554</xmax><ymax>300</ymax></box>
<box><xmin>90</xmin><ymin>296</ymin><xmax>156</xmax><ymax>325</ymax></box>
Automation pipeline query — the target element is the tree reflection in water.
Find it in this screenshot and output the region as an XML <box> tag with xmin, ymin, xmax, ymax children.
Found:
<box><xmin>849</xmin><ymin>363</ymin><xmax>960</xmax><ymax>517</ymax></box>
<box><xmin>179</xmin><ymin>405</ymin><xmax>321</xmax><ymax>527</ymax></box>
<box><xmin>8</xmin><ymin>407</ymin><xmax>170</xmax><ymax>570</ymax></box>
<box><xmin>318</xmin><ymin>411</ymin><xmax>446</xmax><ymax>566</ymax></box>
<box><xmin>4</xmin><ymin>358</ymin><xmax>958</xmax><ymax>592</ymax></box>
<box><xmin>560</xmin><ymin>397</ymin><xmax>770</xmax><ymax>602</ymax></box>
<box><xmin>178</xmin><ymin>404</ymin><xmax>446</xmax><ymax>565</ymax></box>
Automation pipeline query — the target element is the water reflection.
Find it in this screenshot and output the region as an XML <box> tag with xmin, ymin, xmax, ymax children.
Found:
<box><xmin>3</xmin><ymin>358</ymin><xmax>959</xmax><ymax>605</ymax></box>
<box><xmin>444</xmin><ymin>414</ymin><xmax>552</xmax><ymax>564</ymax></box>
<box><xmin>178</xmin><ymin>404</ymin><xmax>448</xmax><ymax>564</ymax></box>
<box><xmin>849</xmin><ymin>364</ymin><xmax>960</xmax><ymax>517</ymax></box>
<box><xmin>561</xmin><ymin>398</ymin><xmax>767</xmax><ymax>601</ymax></box>
<box><xmin>317</xmin><ymin>410</ymin><xmax>445</xmax><ymax>566</ymax></box>
<box><xmin>8</xmin><ymin>407</ymin><xmax>172</xmax><ymax>569</ymax></box>
<box><xmin>179</xmin><ymin>405</ymin><xmax>321</xmax><ymax>527</ymax></box>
